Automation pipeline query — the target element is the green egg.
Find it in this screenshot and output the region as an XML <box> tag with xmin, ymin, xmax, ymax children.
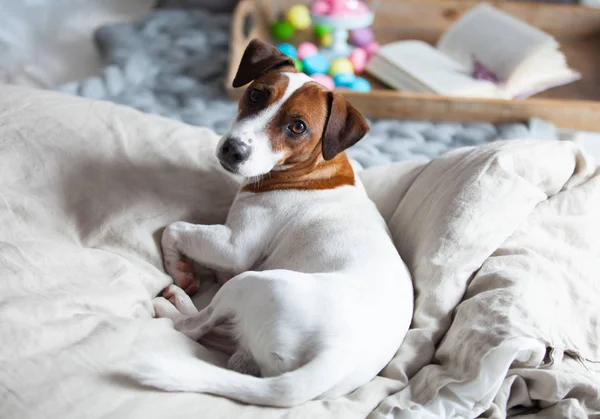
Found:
<box><xmin>294</xmin><ymin>58</ymin><xmax>304</xmax><ymax>72</ymax></box>
<box><xmin>313</xmin><ymin>24</ymin><xmax>332</xmax><ymax>37</ymax></box>
<box><xmin>271</xmin><ymin>20</ymin><xmax>295</xmax><ymax>41</ymax></box>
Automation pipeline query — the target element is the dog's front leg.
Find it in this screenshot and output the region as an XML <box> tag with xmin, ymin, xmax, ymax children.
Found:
<box><xmin>161</xmin><ymin>221</ymin><xmax>257</xmax><ymax>293</ymax></box>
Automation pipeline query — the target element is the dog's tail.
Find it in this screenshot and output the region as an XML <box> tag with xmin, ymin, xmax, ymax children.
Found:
<box><xmin>126</xmin><ymin>350</ymin><xmax>348</xmax><ymax>407</ymax></box>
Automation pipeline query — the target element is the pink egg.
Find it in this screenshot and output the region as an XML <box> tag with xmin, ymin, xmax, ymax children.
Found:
<box><xmin>311</xmin><ymin>74</ymin><xmax>335</xmax><ymax>90</ymax></box>
<box><xmin>311</xmin><ymin>0</ymin><xmax>330</xmax><ymax>15</ymax></box>
<box><xmin>297</xmin><ymin>42</ymin><xmax>319</xmax><ymax>60</ymax></box>
<box><xmin>364</xmin><ymin>41</ymin><xmax>380</xmax><ymax>58</ymax></box>
<box><xmin>330</xmin><ymin>0</ymin><xmax>369</xmax><ymax>16</ymax></box>
<box><xmin>349</xmin><ymin>48</ymin><xmax>368</xmax><ymax>73</ymax></box>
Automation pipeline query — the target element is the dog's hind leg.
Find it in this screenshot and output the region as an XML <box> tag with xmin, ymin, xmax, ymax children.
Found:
<box><xmin>171</xmin><ymin>291</ymin><xmax>236</xmax><ymax>342</ymax></box>
<box><xmin>172</xmin><ymin>308</ymin><xmax>216</xmax><ymax>340</ymax></box>
<box><xmin>172</xmin><ymin>273</ymin><xmax>248</xmax><ymax>341</ymax></box>
<box><xmin>199</xmin><ymin>322</ymin><xmax>238</xmax><ymax>355</ymax></box>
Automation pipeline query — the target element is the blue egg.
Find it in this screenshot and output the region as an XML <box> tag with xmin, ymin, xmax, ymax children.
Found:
<box><xmin>277</xmin><ymin>43</ymin><xmax>297</xmax><ymax>59</ymax></box>
<box><xmin>302</xmin><ymin>54</ymin><xmax>329</xmax><ymax>75</ymax></box>
<box><xmin>333</xmin><ymin>72</ymin><xmax>356</xmax><ymax>88</ymax></box>
<box><xmin>351</xmin><ymin>77</ymin><xmax>371</xmax><ymax>92</ymax></box>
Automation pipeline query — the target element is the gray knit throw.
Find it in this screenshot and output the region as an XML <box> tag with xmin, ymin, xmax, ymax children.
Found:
<box><xmin>59</xmin><ymin>9</ymin><xmax>557</xmax><ymax>169</ymax></box>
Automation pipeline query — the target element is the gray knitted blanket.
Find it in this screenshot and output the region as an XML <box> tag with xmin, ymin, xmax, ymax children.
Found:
<box><xmin>59</xmin><ymin>9</ymin><xmax>557</xmax><ymax>168</ymax></box>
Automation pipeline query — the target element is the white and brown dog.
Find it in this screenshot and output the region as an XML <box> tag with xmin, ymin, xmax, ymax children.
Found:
<box><xmin>127</xmin><ymin>39</ymin><xmax>413</xmax><ymax>407</ymax></box>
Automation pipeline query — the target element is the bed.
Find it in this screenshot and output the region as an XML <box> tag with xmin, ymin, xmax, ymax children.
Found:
<box><xmin>1</xmin><ymin>84</ymin><xmax>599</xmax><ymax>419</ymax></box>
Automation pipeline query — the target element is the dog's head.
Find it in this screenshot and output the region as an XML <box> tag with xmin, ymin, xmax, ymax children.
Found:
<box><xmin>217</xmin><ymin>39</ymin><xmax>369</xmax><ymax>178</ymax></box>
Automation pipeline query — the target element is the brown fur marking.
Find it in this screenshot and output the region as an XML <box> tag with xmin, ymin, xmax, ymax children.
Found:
<box><xmin>237</xmin><ymin>71</ymin><xmax>291</xmax><ymax>120</ymax></box>
<box><xmin>242</xmin><ymin>82</ymin><xmax>356</xmax><ymax>192</ymax></box>
<box><xmin>242</xmin><ymin>151</ymin><xmax>355</xmax><ymax>192</ymax></box>
<box><xmin>232</xmin><ymin>39</ymin><xmax>295</xmax><ymax>88</ymax></box>
<box><xmin>228</xmin><ymin>39</ymin><xmax>368</xmax><ymax>193</ymax></box>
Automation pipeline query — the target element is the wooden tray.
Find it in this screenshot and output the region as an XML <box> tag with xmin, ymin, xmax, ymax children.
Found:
<box><xmin>227</xmin><ymin>0</ymin><xmax>600</xmax><ymax>130</ymax></box>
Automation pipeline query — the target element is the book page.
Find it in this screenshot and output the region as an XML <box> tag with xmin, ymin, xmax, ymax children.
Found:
<box><xmin>503</xmin><ymin>47</ymin><xmax>580</xmax><ymax>97</ymax></box>
<box><xmin>369</xmin><ymin>40</ymin><xmax>501</xmax><ymax>98</ymax></box>
<box><xmin>366</xmin><ymin>54</ymin><xmax>435</xmax><ymax>92</ymax></box>
<box><xmin>437</xmin><ymin>4</ymin><xmax>556</xmax><ymax>82</ymax></box>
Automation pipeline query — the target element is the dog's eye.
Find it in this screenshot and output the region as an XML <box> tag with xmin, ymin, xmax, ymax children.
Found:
<box><xmin>288</xmin><ymin>120</ymin><xmax>307</xmax><ymax>135</ymax></box>
<box><xmin>248</xmin><ymin>88</ymin><xmax>262</xmax><ymax>103</ymax></box>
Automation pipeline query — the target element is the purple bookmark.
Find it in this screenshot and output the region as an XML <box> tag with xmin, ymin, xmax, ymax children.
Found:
<box><xmin>472</xmin><ymin>55</ymin><xmax>500</xmax><ymax>83</ymax></box>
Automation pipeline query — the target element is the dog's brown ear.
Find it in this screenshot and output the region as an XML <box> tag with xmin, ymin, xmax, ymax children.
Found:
<box><xmin>321</xmin><ymin>93</ymin><xmax>369</xmax><ymax>160</ymax></box>
<box><xmin>232</xmin><ymin>39</ymin><xmax>295</xmax><ymax>88</ymax></box>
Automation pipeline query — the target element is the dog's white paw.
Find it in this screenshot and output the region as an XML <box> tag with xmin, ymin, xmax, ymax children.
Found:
<box><xmin>160</xmin><ymin>284</ymin><xmax>199</xmax><ymax>316</ymax></box>
<box><xmin>161</xmin><ymin>231</ymin><xmax>199</xmax><ymax>295</ymax></box>
<box><xmin>152</xmin><ymin>296</ymin><xmax>182</xmax><ymax>321</ymax></box>
<box><xmin>174</xmin><ymin>257</ymin><xmax>200</xmax><ymax>295</ymax></box>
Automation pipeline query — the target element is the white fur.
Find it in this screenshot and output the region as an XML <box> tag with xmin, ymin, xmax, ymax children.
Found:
<box><xmin>130</xmin><ymin>178</ymin><xmax>414</xmax><ymax>406</ymax></box>
<box><xmin>127</xmin><ymin>82</ymin><xmax>414</xmax><ymax>406</ymax></box>
<box><xmin>218</xmin><ymin>72</ymin><xmax>313</xmax><ymax>177</ymax></box>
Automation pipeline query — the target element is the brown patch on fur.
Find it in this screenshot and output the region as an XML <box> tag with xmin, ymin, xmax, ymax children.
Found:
<box><xmin>232</xmin><ymin>39</ymin><xmax>295</xmax><ymax>88</ymax></box>
<box><xmin>228</xmin><ymin>41</ymin><xmax>368</xmax><ymax>193</ymax></box>
<box><xmin>242</xmin><ymin>151</ymin><xmax>355</xmax><ymax>192</ymax></box>
<box><xmin>237</xmin><ymin>71</ymin><xmax>291</xmax><ymax>120</ymax></box>
<box><xmin>266</xmin><ymin>83</ymin><xmax>328</xmax><ymax>156</ymax></box>
<box><xmin>242</xmin><ymin>83</ymin><xmax>356</xmax><ymax>192</ymax></box>
<box><xmin>321</xmin><ymin>93</ymin><xmax>369</xmax><ymax>161</ymax></box>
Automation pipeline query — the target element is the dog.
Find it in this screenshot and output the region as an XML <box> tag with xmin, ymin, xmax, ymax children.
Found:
<box><xmin>126</xmin><ymin>39</ymin><xmax>413</xmax><ymax>407</ymax></box>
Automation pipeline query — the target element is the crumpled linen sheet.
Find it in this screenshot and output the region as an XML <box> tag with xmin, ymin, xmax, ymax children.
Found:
<box><xmin>0</xmin><ymin>84</ymin><xmax>598</xmax><ymax>419</ymax></box>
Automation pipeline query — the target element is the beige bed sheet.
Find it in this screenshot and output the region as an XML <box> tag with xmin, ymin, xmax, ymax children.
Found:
<box><xmin>0</xmin><ymin>85</ymin><xmax>598</xmax><ymax>419</ymax></box>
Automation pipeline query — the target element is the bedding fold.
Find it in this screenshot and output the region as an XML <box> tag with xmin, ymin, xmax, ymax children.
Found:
<box><xmin>365</xmin><ymin>141</ymin><xmax>600</xmax><ymax>418</ymax></box>
<box><xmin>0</xmin><ymin>85</ymin><xmax>598</xmax><ymax>419</ymax></box>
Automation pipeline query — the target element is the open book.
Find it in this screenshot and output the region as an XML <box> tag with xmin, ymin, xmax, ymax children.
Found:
<box><xmin>366</xmin><ymin>4</ymin><xmax>581</xmax><ymax>99</ymax></box>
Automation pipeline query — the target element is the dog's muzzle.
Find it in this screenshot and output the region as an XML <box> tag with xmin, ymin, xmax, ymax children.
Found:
<box><xmin>218</xmin><ymin>136</ymin><xmax>251</xmax><ymax>172</ymax></box>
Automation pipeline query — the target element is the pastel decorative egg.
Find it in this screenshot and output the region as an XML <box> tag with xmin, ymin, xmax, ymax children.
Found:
<box><xmin>311</xmin><ymin>0</ymin><xmax>330</xmax><ymax>15</ymax></box>
<box><xmin>330</xmin><ymin>0</ymin><xmax>369</xmax><ymax>16</ymax></box>
<box><xmin>303</xmin><ymin>54</ymin><xmax>330</xmax><ymax>75</ymax></box>
<box><xmin>349</xmin><ymin>27</ymin><xmax>375</xmax><ymax>47</ymax></box>
<box><xmin>297</xmin><ymin>42</ymin><xmax>319</xmax><ymax>60</ymax></box>
<box><xmin>277</xmin><ymin>43</ymin><xmax>297</xmax><ymax>59</ymax></box>
<box><xmin>328</xmin><ymin>58</ymin><xmax>354</xmax><ymax>76</ymax></box>
<box><xmin>319</xmin><ymin>32</ymin><xmax>333</xmax><ymax>47</ymax></box>
<box><xmin>333</xmin><ymin>72</ymin><xmax>356</xmax><ymax>88</ymax></box>
<box><xmin>313</xmin><ymin>24</ymin><xmax>332</xmax><ymax>38</ymax></box>
<box><xmin>286</xmin><ymin>5</ymin><xmax>312</xmax><ymax>30</ymax></box>
<box><xmin>349</xmin><ymin>47</ymin><xmax>368</xmax><ymax>73</ymax></box>
<box><xmin>293</xmin><ymin>58</ymin><xmax>304</xmax><ymax>72</ymax></box>
<box><xmin>351</xmin><ymin>77</ymin><xmax>371</xmax><ymax>92</ymax></box>
<box><xmin>271</xmin><ymin>20</ymin><xmax>295</xmax><ymax>41</ymax></box>
<box><xmin>364</xmin><ymin>41</ymin><xmax>380</xmax><ymax>58</ymax></box>
<box><xmin>311</xmin><ymin>74</ymin><xmax>335</xmax><ymax>90</ymax></box>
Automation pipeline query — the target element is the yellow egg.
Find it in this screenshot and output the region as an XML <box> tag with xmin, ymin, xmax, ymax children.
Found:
<box><xmin>319</xmin><ymin>32</ymin><xmax>333</xmax><ymax>47</ymax></box>
<box><xmin>286</xmin><ymin>5</ymin><xmax>311</xmax><ymax>31</ymax></box>
<box><xmin>328</xmin><ymin>58</ymin><xmax>354</xmax><ymax>76</ymax></box>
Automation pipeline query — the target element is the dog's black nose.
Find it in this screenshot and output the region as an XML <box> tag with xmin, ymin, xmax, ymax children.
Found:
<box><xmin>218</xmin><ymin>137</ymin><xmax>251</xmax><ymax>171</ymax></box>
